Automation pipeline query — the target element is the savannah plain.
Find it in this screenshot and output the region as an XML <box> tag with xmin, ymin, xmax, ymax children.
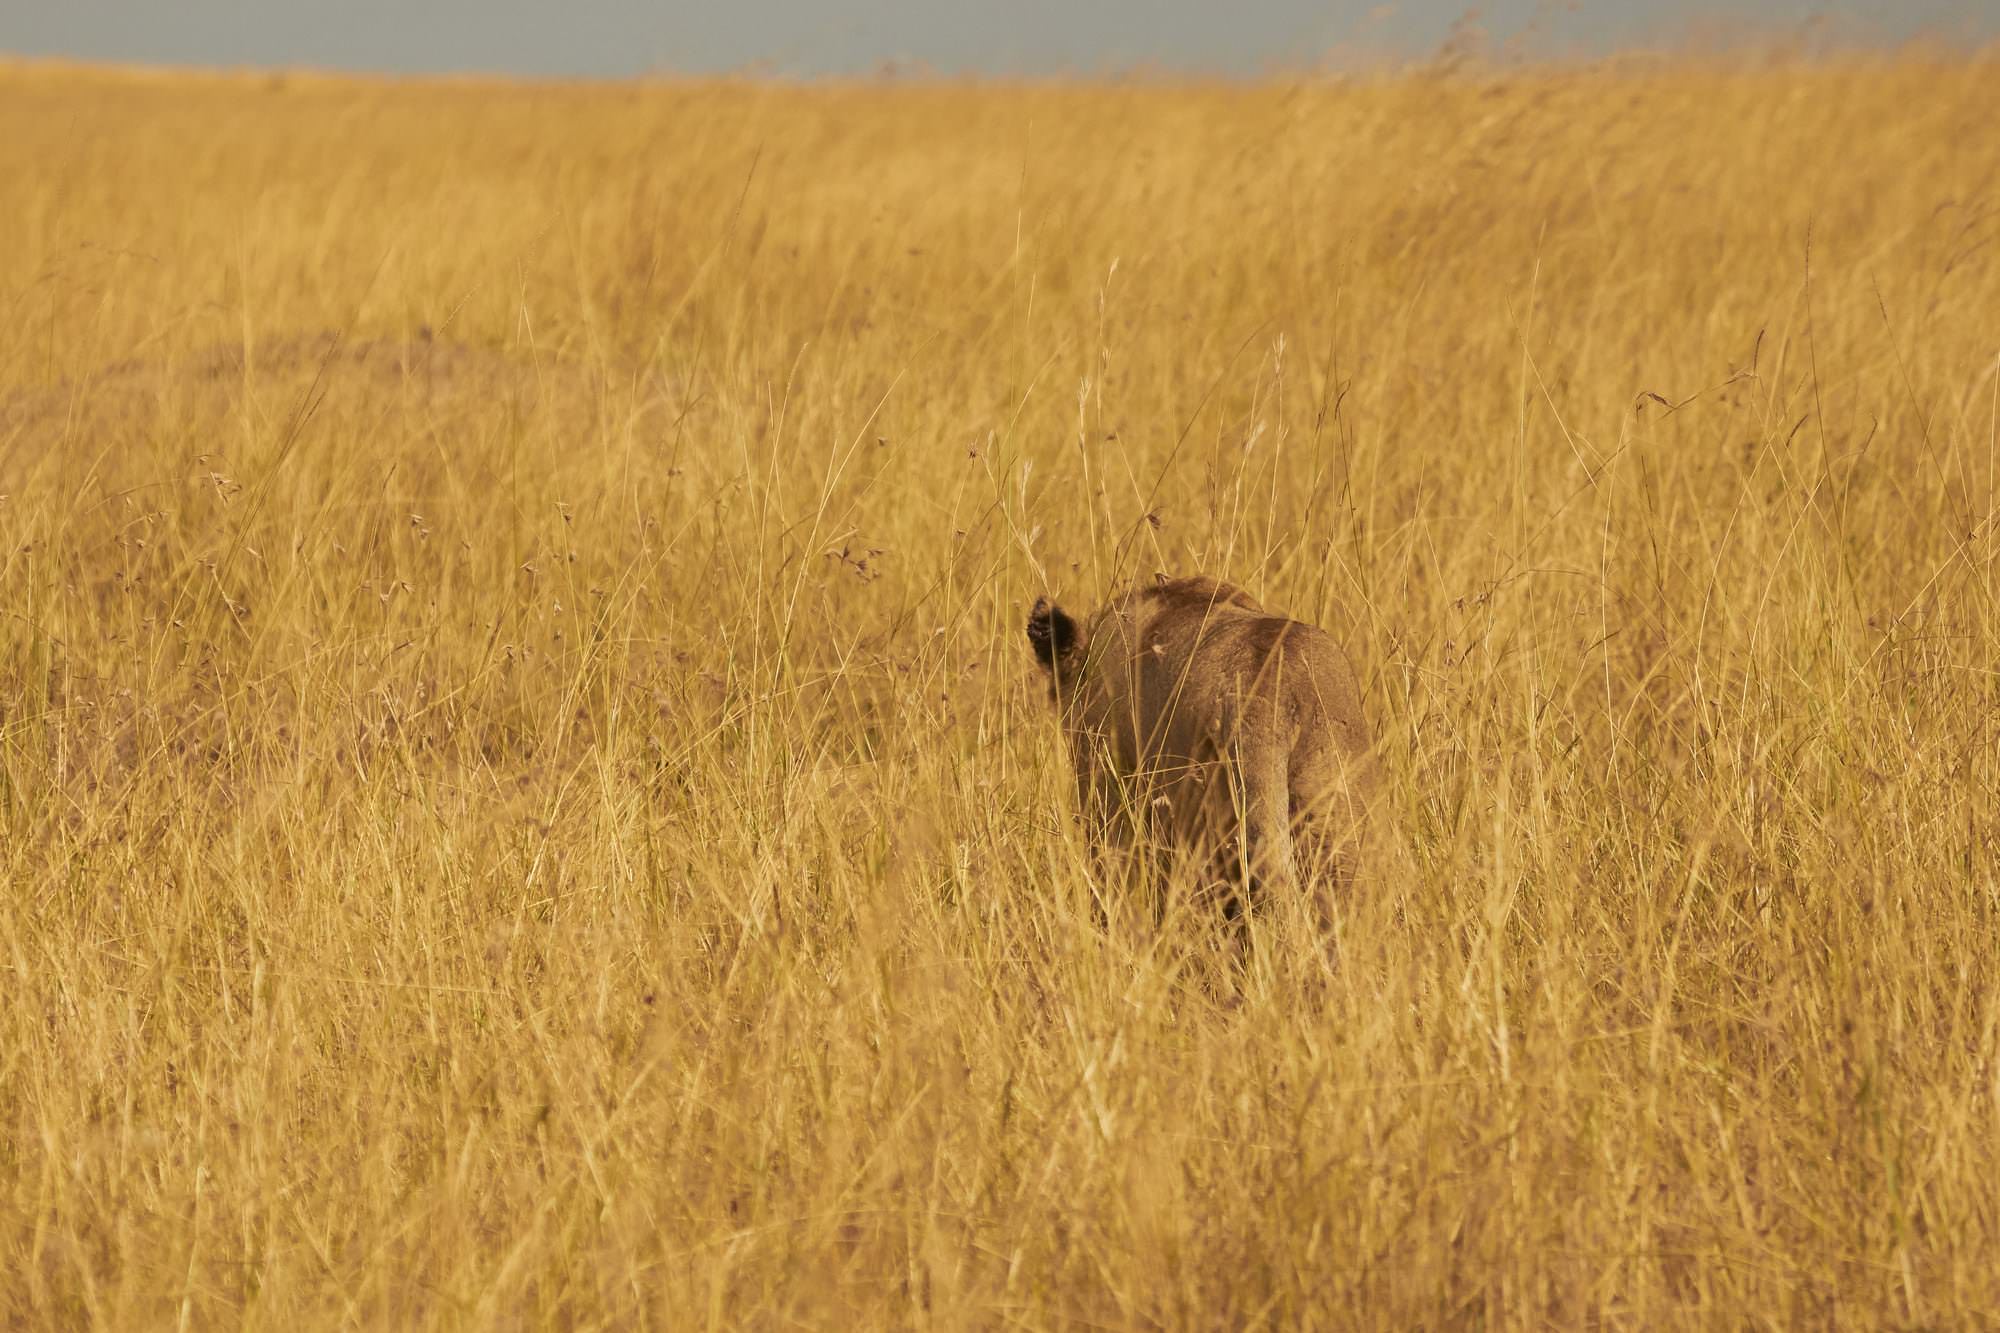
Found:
<box><xmin>2</xmin><ymin>47</ymin><xmax>1997</xmax><ymax>1328</ymax></box>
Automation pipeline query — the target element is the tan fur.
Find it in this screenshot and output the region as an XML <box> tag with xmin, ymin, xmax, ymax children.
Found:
<box><xmin>1028</xmin><ymin>575</ymin><xmax>1376</xmax><ymax>927</ymax></box>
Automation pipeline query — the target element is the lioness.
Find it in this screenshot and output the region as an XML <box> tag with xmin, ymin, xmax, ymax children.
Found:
<box><xmin>1028</xmin><ymin>575</ymin><xmax>1375</xmax><ymax>926</ymax></box>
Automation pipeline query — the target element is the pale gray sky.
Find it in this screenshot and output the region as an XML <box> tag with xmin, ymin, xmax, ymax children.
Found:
<box><xmin>5</xmin><ymin>1</ymin><xmax>1995</xmax><ymax>78</ymax></box>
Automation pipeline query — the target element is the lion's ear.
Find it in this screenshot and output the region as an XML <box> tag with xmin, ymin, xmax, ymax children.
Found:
<box><xmin>1027</xmin><ymin>598</ymin><xmax>1079</xmax><ymax>671</ymax></box>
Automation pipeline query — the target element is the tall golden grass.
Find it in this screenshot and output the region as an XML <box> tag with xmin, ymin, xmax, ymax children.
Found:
<box><xmin>2</xmin><ymin>49</ymin><xmax>1997</xmax><ymax>1327</ymax></box>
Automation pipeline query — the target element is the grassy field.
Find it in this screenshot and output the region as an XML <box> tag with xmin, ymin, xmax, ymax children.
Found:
<box><xmin>3</xmin><ymin>49</ymin><xmax>1998</xmax><ymax>1328</ymax></box>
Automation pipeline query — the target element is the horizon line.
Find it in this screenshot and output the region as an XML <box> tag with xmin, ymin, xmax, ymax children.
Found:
<box><xmin>6</xmin><ymin>33</ymin><xmax>1999</xmax><ymax>92</ymax></box>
